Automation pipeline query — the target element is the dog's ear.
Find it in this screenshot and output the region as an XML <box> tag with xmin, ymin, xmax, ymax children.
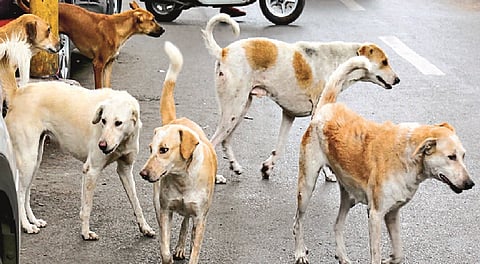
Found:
<box><xmin>179</xmin><ymin>129</ymin><xmax>199</xmax><ymax>161</ymax></box>
<box><xmin>356</xmin><ymin>44</ymin><xmax>374</xmax><ymax>56</ymax></box>
<box><xmin>92</xmin><ymin>105</ymin><xmax>104</xmax><ymax>124</ymax></box>
<box><xmin>436</xmin><ymin>122</ymin><xmax>455</xmax><ymax>132</ymax></box>
<box><xmin>131</xmin><ymin>109</ymin><xmax>139</xmax><ymax>125</ymax></box>
<box><xmin>25</xmin><ymin>20</ymin><xmax>37</xmax><ymax>43</ymax></box>
<box><xmin>413</xmin><ymin>138</ymin><xmax>437</xmax><ymax>158</ymax></box>
<box><xmin>129</xmin><ymin>1</ymin><xmax>140</xmax><ymax>10</ymax></box>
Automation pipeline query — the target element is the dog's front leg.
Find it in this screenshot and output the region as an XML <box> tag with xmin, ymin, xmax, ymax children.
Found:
<box><xmin>189</xmin><ymin>216</ymin><xmax>207</xmax><ymax>264</ymax></box>
<box><xmin>368</xmin><ymin>208</ymin><xmax>384</xmax><ymax>264</ymax></box>
<box><xmin>174</xmin><ymin>216</ymin><xmax>190</xmax><ymax>260</ymax></box>
<box><xmin>92</xmin><ymin>58</ymin><xmax>105</xmax><ymax>89</ymax></box>
<box><xmin>334</xmin><ymin>185</ymin><xmax>355</xmax><ymax>264</ymax></box>
<box><xmin>261</xmin><ymin>111</ymin><xmax>294</xmax><ymax>179</ymax></box>
<box><xmin>158</xmin><ymin>210</ymin><xmax>173</xmax><ymax>264</ymax></box>
<box><xmin>116</xmin><ymin>161</ymin><xmax>155</xmax><ymax>237</ymax></box>
<box><xmin>80</xmin><ymin>167</ymin><xmax>101</xmax><ymax>240</ymax></box>
<box><xmin>382</xmin><ymin>208</ymin><xmax>404</xmax><ymax>264</ymax></box>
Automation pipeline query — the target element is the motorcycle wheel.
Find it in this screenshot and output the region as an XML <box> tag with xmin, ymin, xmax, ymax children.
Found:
<box><xmin>144</xmin><ymin>0</ymin><xmax>182</xmax><ymax>22</ymax></box>
<box><xmin>259</xmin><ymin>0</ymin><xmax>305</xmax><ymax>25</ymax></box>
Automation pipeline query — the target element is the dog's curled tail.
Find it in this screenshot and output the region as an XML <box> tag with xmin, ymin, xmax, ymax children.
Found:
<box><xmin>160</xmin><ymin>41</ymin><xmax>183</xmax><ymax>125</ymax></box>
<box><xmin>315</xmin><ymin>56</ymin><xmax>372</xmax><ymax>111</ymax></box>
<box><xmin>0</xmin><ymin>37</ymin><xmax>32</xmax><ymax>103</ymax></box>
<box><xmin>201</xmin><ymin>14</ymin><xmax>240</xmax><ymax>60</ymax></box>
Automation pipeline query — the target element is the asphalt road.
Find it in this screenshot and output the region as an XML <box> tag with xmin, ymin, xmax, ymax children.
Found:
<box><xmin>20</xmin><ymin>0</ymin><xmax>480</xmax><ymax>263</ymax></box>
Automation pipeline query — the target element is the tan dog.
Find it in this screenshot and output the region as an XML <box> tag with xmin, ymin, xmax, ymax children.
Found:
<box><xmin>0</xmin><ymin>53</ymin><xmax>155</xmax><ymax>240</ymax></box>
<box><xmin>202</xmin><ymin>14</ymin><xmax>400</xmax><ymax>181</ymax></box>
<box><xmin>0</xmin><ymin>13</ymin><xmax>61</xmax><ymax>87</ymax></box>
<box><xmin>292</xmin><ymin>56</ymin><xmax>474</xmax><ymax>264</ymax></box>
<box><xmin>19</xmin><ymin>1</ymin><xmax>165</xmax><ymax>89</ymax></box>
<box><xmin>139</xmin><ymin>42</ymin><xmax>216</xmax><ymax>264</ymax></box>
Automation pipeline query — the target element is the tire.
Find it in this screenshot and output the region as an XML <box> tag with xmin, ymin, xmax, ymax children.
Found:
<box><xmin>259</xmin><ymin>0</ymin><xmax>305</xmax><ymax>25</ymax></box>
<box><xmin>144</xmin><ymin>0</ymin><xmax>182</xmax><ymax>22</ymax></box>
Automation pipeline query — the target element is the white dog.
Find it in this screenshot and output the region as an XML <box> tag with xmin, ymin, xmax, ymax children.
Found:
<box><xmin>293</xmin><ymin>56</ymin><xmax>475</xmax><ymax>264</ymax></box>
<box><xmin>139</xmin><ymin>42</ymin><xmax>217</xmax><ymax>264</ymax></box>
<box><xmin>202</xmin><ymin>14</ymin><xmax>400</xmax><ymax>180</ymax></box>
<box><xmin>0</xmin><ymin>59</ymin><xmax>155</xmax><ymax>240</ymax></box>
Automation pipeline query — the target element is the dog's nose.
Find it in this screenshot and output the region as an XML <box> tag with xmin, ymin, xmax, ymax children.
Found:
<box><xmin>464</xmin><ymin>179</ymin><xmax>475</xmax><ymax>190</ymax></box>
<box><xmin>393</xmin><ymin>77</ymin><xmax>400</xmax><ymax>85</ymax></box>
<box><xmin>98</xmin><ymin>140</ymin><xmax>107</xmax><ymax>151</ymax></box>
<box><xmin>139</xmin><ymin>170</ymin><xmax>149</xmax><ymax>179</ymax></box>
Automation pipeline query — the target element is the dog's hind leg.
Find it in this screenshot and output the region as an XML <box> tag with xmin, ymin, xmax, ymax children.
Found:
<box><xmin>116</xmin><ymin>160</ymin><xmax>155</xmax><ymax>237</ymax></box>
<box><xmin>334</xmin><ymin>185</ymin><xmax>355</xmax><ymax>264</ymax></box>
<box><xmin>211</xmin><ymin>94</ymin><xmax>253</xmax><ymax>175</ymax></box>
<box><xmin>261</xmin><ymin>110</ymin><xmax>294</xmax><ymax>179</ymax></box>
<box><xmin>174</xmin><ymin>217</ymin><xmax>189</xmax><ymax>260</ymax></box>
<box><xmin>382</xmin><ymin>208</ymin><xmax>404</xmax><ymax>264</ymax></box>
<box><xmin>293</xmin><ymin>125</ymin><xmax>325</xmax><ymax>264</ymax></box>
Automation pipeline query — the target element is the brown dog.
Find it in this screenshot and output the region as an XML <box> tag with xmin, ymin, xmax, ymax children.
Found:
<box><xmin>19</xmin><ymin>1</ymin><xmax>165</xmax><ymax>89</ymax></box>
<box><xmin>293</xmin><ymin>56</ymin><xmax>474</xmax><ymax>264</ymax></box>
<box><xmin>139</xmin><ymin>42</ymin><xmax>217</xmax><ymax>264</ymax></box>
<box><xmin>0</xmin><ymin>14</ymin><xmax>61</xmax><ymax>87</ymax></box>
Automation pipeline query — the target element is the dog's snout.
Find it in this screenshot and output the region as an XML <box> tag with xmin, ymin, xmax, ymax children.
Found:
<box><xmin>393</xmin><ymin>77</ymin><xmax>400</xmax><ymax>85</ymax></box>
<box><xmin>463</xmin><ymin>179</ymin><xmax>475</xmax><ymax>190</ymax></box>
<box><xmin>139</xmin><ymin>169</ymin><xmax>149</xmax><ymax>179</ymax></box>
<box><xmin>98</xmin><ymin>140</ymin><xmax>107</xmax><ymax>151</ymax></box>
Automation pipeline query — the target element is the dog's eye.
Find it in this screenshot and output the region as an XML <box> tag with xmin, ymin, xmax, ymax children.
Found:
<box><xmin>101</xmin><ymin>119</ymin><xmax>106</xmax><ymax>125</ymax></box>
<box><xmin>115</xmin><ymin>121</ymin><xmax>123</xmax><ymax>127</ymax></box>
<box><xmin>382</xmin><ymin>59</ymin><xmax>388</xmax><ymax>66</ymax></box>
<box><xmin>448</xmin><ymin>154</ymin><xmax>457</xmax><ymax>161</ymax></box>
<box><xmin>159</xmin><ymin>147</ymin><xmax>169</xmax><ymax>154</ymax></box>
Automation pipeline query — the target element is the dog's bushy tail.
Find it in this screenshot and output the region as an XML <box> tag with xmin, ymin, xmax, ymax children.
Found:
<box><xmin>201</xmin><ymin>14</ymin><xmax>240</xmax><ymax>60</ymax></box>
<box><xmin>160</xmin><ymin>41</ymin><xmax>183</xmax><ymax>125</ymax></box>
<box><xmin>314</xmin><ymin>56</ymin><xmax>372</xmax><ymax>113</ymax></box>
<box><xmin>0</xmin><ymin>35</ymin><xmax>32</xmax><ymax>87</ymax></box>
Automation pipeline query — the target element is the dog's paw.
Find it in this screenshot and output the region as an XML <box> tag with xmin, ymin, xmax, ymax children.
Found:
<box><xmin>261</xmin><ymin>163</ymin><xmax>273</xmax><ymax>179</ymax></box>
<box><xmin>23</xmin><ymin>224</ymin><xmax>40</xmax><ymax>234</ymax></box>
<box><xmin>82</xmin><ymin>231</ymin><xmax>99</xmax><ymax>241</ymax></box>
<box><xmin>295</xmin><ymin>256</ymin><xmax>309</xmax><ymax>264</ymax></box>
<box><xmin>173</xmin><ymin>248</ymin><xmax>186</xmax><ymax>260</ymax></box>
<box><xmin>140</xmin><ymin>225</ymin><xmax>156</xmax><ymax>237</ymax></box>
<box><xmin>33</xmin><ymin>218</ymin><xmax>47</xmax><ymax>228</ymax></box>
<box><xmin>381</xmin><ymin>255</ymin><xmax>403</xmax><ymax>264</ymax></box>
<box><xmin>229</xmin><ymin>160</ymin><xmax>243</xmax><ymax>175</ymax></box>
<box><xmin>215</xmin><ymin>174</ymin><xmax>227</xmax><ymax>184</ymax></box>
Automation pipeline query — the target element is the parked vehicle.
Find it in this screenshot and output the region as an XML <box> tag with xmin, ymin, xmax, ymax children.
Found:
<box><xmin>140</xmin><ymin>0</ymin><xmax>305</xmax><ymax>25</ymax></box>
<box><xmin>0</xmin><ymin>109</ymin><xmax>19</xmax><ymax>264</ymax></box>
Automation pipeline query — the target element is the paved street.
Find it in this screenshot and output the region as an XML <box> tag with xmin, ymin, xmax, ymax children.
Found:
<box><xmin>20</xmin><ymin>0</ymin><xmax>480</xmax><ymax>263</ymax></box>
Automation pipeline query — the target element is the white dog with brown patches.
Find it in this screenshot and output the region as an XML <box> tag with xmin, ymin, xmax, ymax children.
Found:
<box><xmin>292</xmin><ymin>56</ymin><xmax>475</xmax><ymax>264</ymax></box>
<box><xmin>139</xmin><ymin>42</ymin><xmax>216</xmax><ymax>264</ymax></box>
<box><xmin>202</xmin><ymin>14</ymin><xmax>400</xmax><ymax>181</ymax></box>
<box><xmin>0</xmin><ymin>58</ymin><xmax>154</xmax><ymax>240</ymax></box>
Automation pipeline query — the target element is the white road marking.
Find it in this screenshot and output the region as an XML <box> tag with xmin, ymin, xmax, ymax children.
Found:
<box><xmin>379</xmin><ymin>36</ymin><xmax>445</xmax><ymax>76</ymax></box>
<box><xmin>339</xmin><ymin>0</ymin><xmax>365</xmax><ymax>11</ymax></box>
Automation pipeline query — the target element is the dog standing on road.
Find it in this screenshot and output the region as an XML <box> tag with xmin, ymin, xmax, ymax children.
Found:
<box><xmin>292</xmin><ymin>56</ymin><xmax>475</xmax><ymax>264</ymax></box>
<box><xmin>19</xmin><ymin>1</ymin><xmax>165</xmax><ymax>89</ymax></box>
<box><xmin>0</xmin><ymin>55</ymin><xmax>155</xmax><ymax>240</ymax></box>
<box><xmin>202</xmin><ymin>14</ymin><xmax>400</xmax><ymax>181</ymax></box>
<box><xmin>0</xmin><ymin>14</ymin><xmax>61</xmax><ymax>87</ymax></box>
<box><xmin>139</xmin><ymin>42</ymin><xmax>217</xmax><ymax>264</ymax></box>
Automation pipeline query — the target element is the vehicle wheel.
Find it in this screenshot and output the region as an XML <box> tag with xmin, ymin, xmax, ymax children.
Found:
<box><xmin>144</xmin><ymin>0</ymin><xmax>182</xmax><ymax>22</ymax></box>
<box><xmin>259</xmin><ymin>0</ymin><xmax>305</xmax><ymax>25</ymax></box>
<box><xmin>57</xmin><ymin>34</ymin><xmax>71</xmax><ymax>79</ymax></box>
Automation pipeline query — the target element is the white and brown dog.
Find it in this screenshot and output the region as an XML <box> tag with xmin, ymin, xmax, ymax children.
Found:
<box><xmin>0</xmin><ymin>57</ymin><xmax>154</xmax><ymax>240</ymax></box>
<box><xmin>139</xmin><ymin>42</ymin><xmax>217</xmax><ymax>264</ymax></box>
<box><xmin>202</xmin><ymin>14</ymin><xmax>400</xmax><ymax>181</ymax></box>
<box><xmin>292</xmin><ymin>56</ymin><xmax>475</xmax><ymax>264</ymax></box>
<box><xmin>0</xmin><ymin>13</ymin><xmax>61</xmax><ymax>87</ymax></box>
